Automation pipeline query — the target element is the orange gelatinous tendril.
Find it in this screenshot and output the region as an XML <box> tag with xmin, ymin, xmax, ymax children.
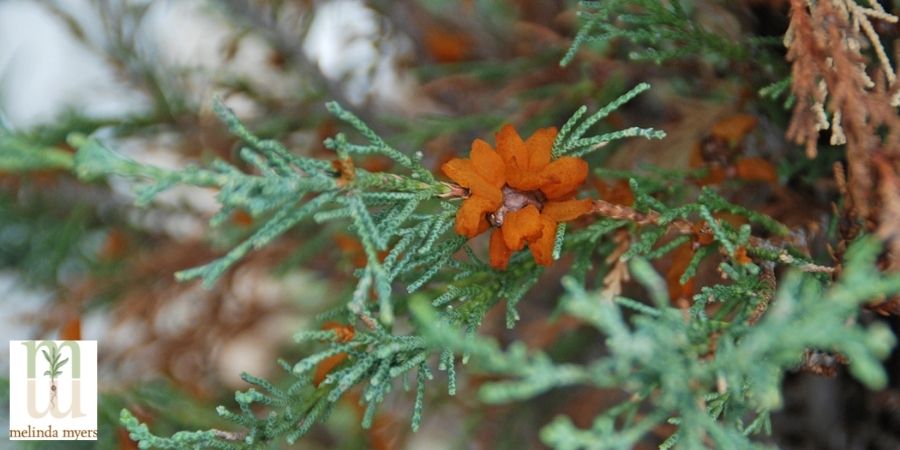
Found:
<box><xmin>442</xmin><ymin>125</ymin><xmax>592</xmax><ymax>269</ymax></box>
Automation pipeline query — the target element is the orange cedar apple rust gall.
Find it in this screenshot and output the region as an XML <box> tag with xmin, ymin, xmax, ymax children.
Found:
<box><xmin>442</xmin><ymin>125</ymin><xmax>592</xmax><ymax>269</ymax></box>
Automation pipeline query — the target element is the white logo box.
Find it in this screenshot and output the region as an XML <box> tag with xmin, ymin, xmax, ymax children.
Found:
<box><xmin>8</xmin><ymin>341</ymin><xmax>98</xmax><ymax>440</ymax></box>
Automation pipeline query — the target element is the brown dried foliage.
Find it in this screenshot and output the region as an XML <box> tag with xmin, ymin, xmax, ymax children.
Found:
<box><xmin>786</xmin><ymin>0</ymin><xmax>900</xmax><ymax>314</ymax></box>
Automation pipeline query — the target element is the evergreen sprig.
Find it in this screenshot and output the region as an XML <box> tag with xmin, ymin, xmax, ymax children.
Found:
<box><xmin>0</xmin><ymin>130</ymin><xmax>74</xmax><ymax>172</ymax></box>
<box><xmin>411</xmin><ymin>238</ymin><xmax>897</xmax><ymax>450</ymax></box>
<box><xmin>48</xmin><ymin>82</ymin><xmax>891</xmax><ymax>450</ymax></box>
<box><xmin>552</xmin><ymin>82</ymin><xmax>666</xmax><ymax>158</ymax></box>
<box><xmin>104</xmin><ymin>86</ymin><xmax>668</xmax><ymax>448</ymax></box>
<box><xmin>3</xmin><ymin>1</ymin><xmax>896</xmax><ymax>448</ymax></box>
<box><xmin>561</xmin><ymin>0</ymin><xmax>759</xmax><ymax>67</ymax></box>
<box><xmin>68</xmin><ymin>99</ymin><xmax>453</xmax><ymax>327</ymax></box>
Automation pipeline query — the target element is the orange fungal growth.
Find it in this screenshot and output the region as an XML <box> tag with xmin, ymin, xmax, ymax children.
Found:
<box><xmin>734</xmin><ymin>246</ymin><xmax>753</xmax><ymax>265</ymax></box>
<box><xmin>322</xmin><ymin>321</ymin><xmax>356</xmax><ymax>343</ymax></box>
<box><xmin>313</xmin><ymin>322</ymin><xmax>356</xmax><ymax>386</ymax></box>
<box><xmin>442</xmin><ymin>125</ymin><xmax>592</xmax><ymax>269</ymax></box>
<box><xmin>332</xmin><ymin>156</ymin><xmax>356</xmax><ymax>186</ymax></box>
<box><xmin>691</xmin><ymin>221</ymin><xmax>715</xmax><ymax>247</ymax></box>
<box><xmin>231</xmin><ymin>209</ymin><xmax>254</xmax><ymax>228</ymax></box>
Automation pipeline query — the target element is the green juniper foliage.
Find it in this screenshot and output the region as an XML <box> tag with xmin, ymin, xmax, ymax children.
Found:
<box><xmin>0</xmin><ymin>130</ymin><xmax>73</xmax><ymax>172</ymax></box>
<box><xmin>562</xmin><ymin>0</ymin><xmax>779</xmax><ymax>67</ymax></box>
<box><xmin>2</xmin><ymin>2</ymin><xmax>898</xmax><ymax>449</ymax></box>
<box><xmin>43</xmin><ymin>78</ymin><xmax>891</xmax><ymax>449</ymax></box>
<box><xmin>413</xmin><ymin>238</ymin><xmax>898</xmax><ymax>450</ymax></box>
<box><xmin>19</xmin><ymin>83</ymin><xmax>658</xmax><ymax>448</ymax></box>
<box><xmin>3</xmin><ymin>78</ymin><xmax>894</xmax><ymax>449</ymax></box>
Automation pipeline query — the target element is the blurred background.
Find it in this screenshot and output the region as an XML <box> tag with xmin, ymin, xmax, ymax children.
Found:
<box><xmin>0</xmin><ymin>2</ymin><xmax>422</xmax><ymax>448</ymax></box>
<box><xmin>0</xmin><ymin>1</ymin><xmax>898</xmax><ymax>449</ymax></box>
